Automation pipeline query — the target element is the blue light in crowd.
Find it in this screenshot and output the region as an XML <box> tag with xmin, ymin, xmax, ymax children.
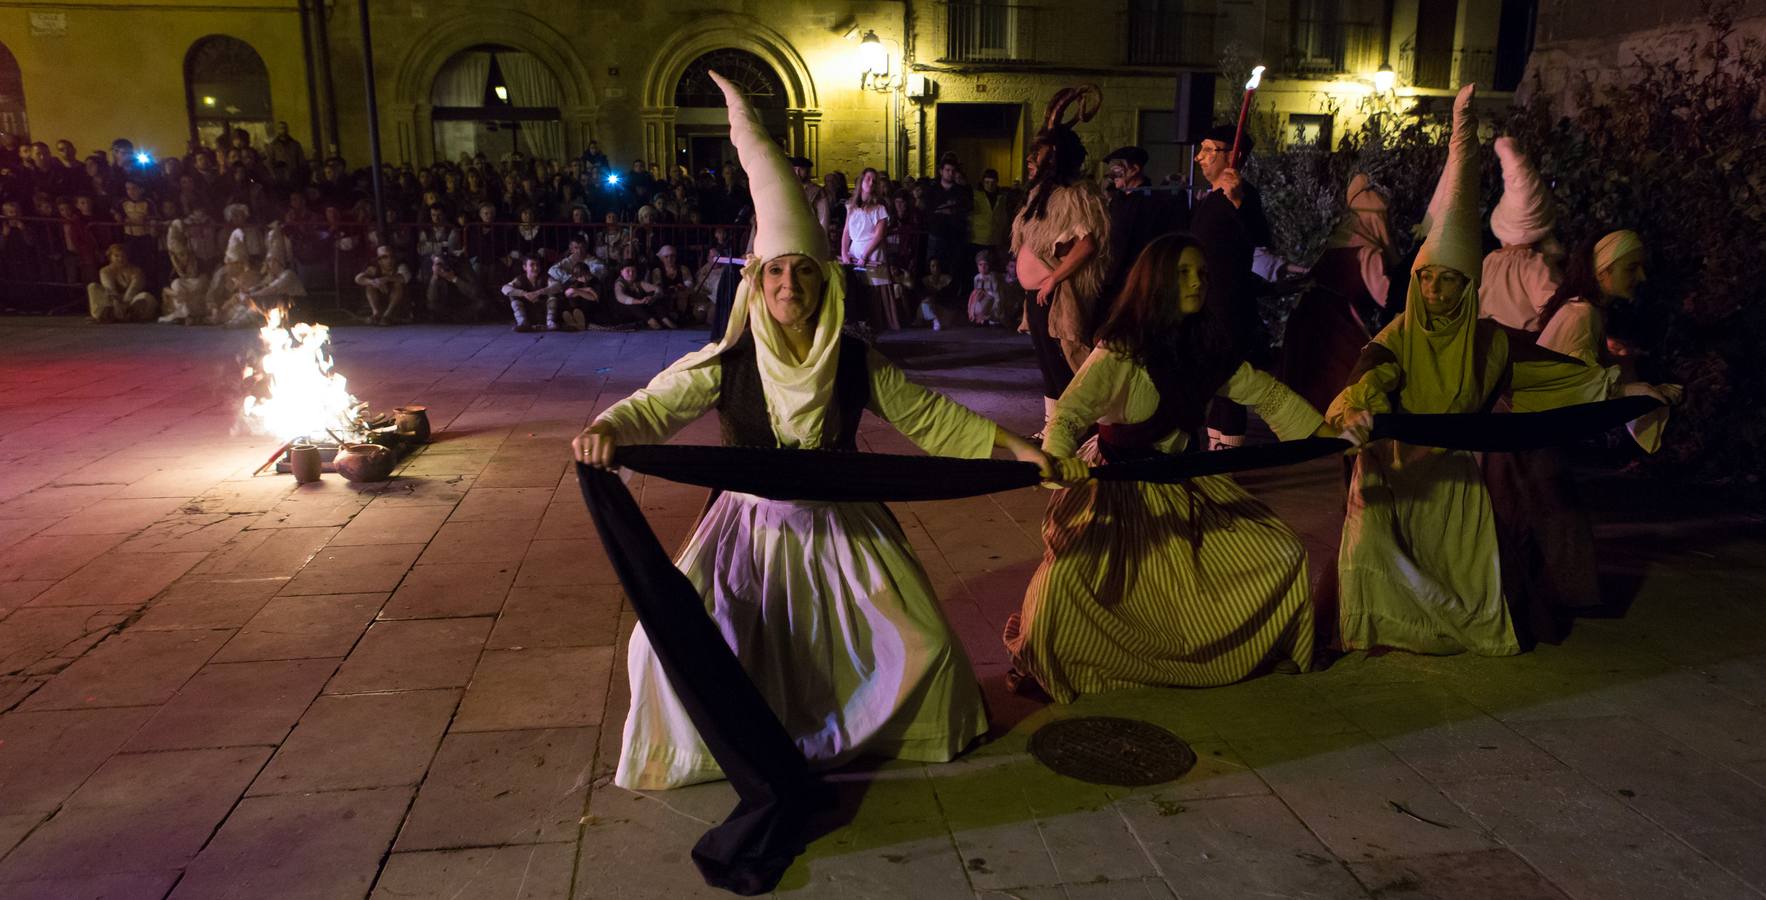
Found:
<box><xmin>135</xmin><ymin>152</ymin><xmax>154</xmax><ymax>166</ymax></box>
<box><xmin>607</xmin><ymin>174</ymin><xmax>621</xmax><ymax>185</ymax></box>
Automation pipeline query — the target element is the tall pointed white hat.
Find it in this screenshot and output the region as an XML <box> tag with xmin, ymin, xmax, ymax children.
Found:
<box><xmin>1489</xmin><ymin>136</ymin><xmax>1553</xmax><ymax>247</ymax></box>
<box><xmin>709</xmin><ymin>70</ymin><xmax>827</xmax><ymax>263</ymax></box>
<box><xmin>1414</xmin><ymin>83</ymin><xmax>1482</xmax><ymax>284</ymax></box>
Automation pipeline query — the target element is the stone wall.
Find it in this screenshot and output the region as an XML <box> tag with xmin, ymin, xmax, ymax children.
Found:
<box><xmin>2</xmin><ymin>0</ymin><xmax>1508</xmax><ymax>182</ymax></box>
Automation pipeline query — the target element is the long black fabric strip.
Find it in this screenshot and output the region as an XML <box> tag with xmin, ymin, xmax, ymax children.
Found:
<box><xmin>1088</xmin><ymin>437</ymin><xmax>1351</xmax><ymax>483</ymax></box>
<box><xmin>576</xmin><ymin>398</ymin><xmax>1654</xmax><ymax>894</ymax></box>
<box><xmin>614</xmin><ymin>444</ymin><xmax>1043</xmax><ymax>501</ymax></box>
<box><xmin>611</xmin><ymin>440</ymin><xmax>1352</xmax><ymax>501</ymax></box>
<box><xmin>1372</xmin><ymin>396</ymin><xmax>1663</xmax><ymax>452</ymax></box>
<box><xmin>577</xmin><ymin>464</ymin><xmax>821</xmax><ymax>896</ymax></box>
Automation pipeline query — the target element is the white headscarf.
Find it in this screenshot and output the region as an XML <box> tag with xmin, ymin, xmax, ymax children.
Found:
<box><xmin>1489</xmin><ymin>137</ymin><xmax>1555</xmax><ymax>247</ymax></box>
<box><xmin>645</xmin><ymin>70</ymin><xmax>848</xmax><ymax>448</ymax></box>
<box><xmin>1594</xmin><ymin>229</ymin><xmax>1644</xmax><ymax>273</ymax></box>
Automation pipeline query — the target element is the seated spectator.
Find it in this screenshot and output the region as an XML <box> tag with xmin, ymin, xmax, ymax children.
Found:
<box><xmin>88</xmin><ymin>243</ymin><xmax>157</xmax><ymax>323</ymax></box>
<box><xmin>207</xmin><ymin>228</ymin><xmax>258</xmax><ymax>323</ymax></box>
<box><xmin>511</xmin><ymin>206</ymin><xmax>546</xmax><ymax>264</ymax></box>
<box><xmin>502</xmin><ymin>255</ymin><xmax>558</xmax><ymax>333</ymax></box>
<box><xmin>610</xmin><ymin>261</ymin><xmax>676</xmax><ymax>330</ymax></box>
<box><xmin>648</xmin><ymin>244</ymin><xmax>698</xmax><ymax>322</ymax></box>
<box><xmin>918</xmin><ymin>257</ymin><xmax>954</xmax><ymax>330</ymax></box>
<box><xmin>0</xmin><ymin>201</ymin><xmax>36</xmax><ymax>284</ymax></box>
<box><xmin>158</xmin><ymin>219</ymin><xmax>210</xmax><ymax>324</ymax></box>
<box><xmin>596</xmin><ymin>211</ymin><xmax>630</xmax><ymax>263</ymax></box>
<box><xmin>355</xmin><ymin>245</ymin><xmax>412</xmax><ymax>325</ymax></box>
<box><xmin>968</xmin><ymin>249</ymin><xmax>1004</xmax><ymax>325</ymax></box>
<box><xmin>548</xmin><ymin>237</ymin><xmax>600</xmax><ymax>332</ymax></box>
<box><xmin>426</xmin><ymin>253</ymin><xmax>485</xmax><ymax>324</ymax></box>
<box><xmin>240</xmin><ymin>224</ymin><xmax>306</xmax><ymax>320</ymax></box>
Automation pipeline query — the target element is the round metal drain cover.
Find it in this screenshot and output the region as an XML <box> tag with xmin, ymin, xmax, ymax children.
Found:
<box><xmin>1028</xmin><ymin>717</ymin><xmax>1196</xmax><ymax>786</ymax></box>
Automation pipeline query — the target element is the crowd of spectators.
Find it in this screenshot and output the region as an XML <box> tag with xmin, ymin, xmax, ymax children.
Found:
<box><xmin>0</xmin><ymin>124</ymin><xmax>1050</xmax><ymax>330</ymax></box>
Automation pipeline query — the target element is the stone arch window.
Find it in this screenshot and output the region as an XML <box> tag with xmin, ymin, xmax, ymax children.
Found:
<box><xmin>431</xmin><ymin>45</ymin><xmax>565</xmax><ymax>163</ymax></box>
<box><xmin>0</xmin><ymin>40</ymin><xmax>25</xmax><ymax>141</ymax></box>
<box><xmin>186</xmin><ymin>36</ymin><xmax>273</xmax><ymax>151</ymax></box>
<box><xmin>673</xmin><ymin>49</ymin><xmax>788</xmax><ymax>173</ymax></box>
<box><xmin>674</xmin><ymin>49</ymin><xmax>788</xmax><ymax>109</ymax></box>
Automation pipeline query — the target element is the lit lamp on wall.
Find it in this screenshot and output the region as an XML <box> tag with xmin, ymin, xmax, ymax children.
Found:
<box><xmin>1373</xmin><ymin>63</ymin><xmax>1396</xmax><ymax>94</ymax></box>
<box><xmin>860</xmin><ymin>30</ymin><xmax>889</xmax><ymax>86</ymax></box>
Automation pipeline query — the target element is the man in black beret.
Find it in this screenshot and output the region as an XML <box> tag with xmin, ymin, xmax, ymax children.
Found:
<box><xmin>1100</xmin><ymin>145</ymin><xmax>1187</xmax><ymax>318</ymax></box>
<box><xmin>1190</xmin><ymin>124</ymin><xmax>1273</xmax><ymax>450</ymax></box>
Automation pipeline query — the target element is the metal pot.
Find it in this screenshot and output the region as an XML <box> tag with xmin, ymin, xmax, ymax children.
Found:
<box><xmin>289</xmin><ymin>442</ymin><xmax>323</xmax><ymax>483</ymax></box>
<box><xmin>333</xmin><ymin>442</ymin><xmax>396</xmax><ymax>483</ymax></box>
<box><xmin>394</xmin><ymin>405</ymin><xmax>431</xmax><ymax>443</ymax></box>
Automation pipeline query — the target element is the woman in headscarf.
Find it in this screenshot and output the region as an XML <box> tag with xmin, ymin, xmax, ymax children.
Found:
<box><xmin>1481</xmin><ymin>229</ymin><xmax>1680</xmax><ymax>645</ymax></box>
<box><xmin>573</xmin><ymin>72</ymin><xmax>1053</xmax><ymax>790</ymax></box>
<box><xmin>1325</xmin><ymin>85</ymin><xmax>1660</xmax><ymax>656</ymax></box>
<box><xmin>1004</xmin><ymin>233</ymin><xmax>1341</xmax><ymax>701</ymax></box>
<box><xmin>1278</xmin><ymin>173</ymin><xmax>1394</xmax><ymax>413</ymax></box>
<box><xmin>1480</xmin><ymin>137</ymin><xmax>1563</xmax><ymax>332</ymax></box>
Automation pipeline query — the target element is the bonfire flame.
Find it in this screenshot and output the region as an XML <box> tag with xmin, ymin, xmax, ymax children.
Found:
<box><xmin>241</xmin><ymin>308</ymin><xmax>363</xmax><ymax>443</ymax></box>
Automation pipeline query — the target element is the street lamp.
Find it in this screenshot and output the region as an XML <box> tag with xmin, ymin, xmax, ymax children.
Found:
<box><xmin>860</xmin><ymin>30</ymin><xmax>888</xmax><ymax>77</ymax></box>
<box><xmin>1373</xmin><ymin>63</ymin><xmax>1396</xmax><ymax>94</ymax></box>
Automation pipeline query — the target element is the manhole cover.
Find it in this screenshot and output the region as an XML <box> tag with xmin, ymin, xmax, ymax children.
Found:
<box><xmin>1028</xmin><ymin>717</ymin><xmax>1196</xmax><ymax>786</ymax></box>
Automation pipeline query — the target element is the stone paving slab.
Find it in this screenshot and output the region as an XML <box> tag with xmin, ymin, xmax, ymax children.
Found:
<box><xmin>0</xmin><ymin>321</ymin><xmax>1763</xmax><ymax>899</ymax></box>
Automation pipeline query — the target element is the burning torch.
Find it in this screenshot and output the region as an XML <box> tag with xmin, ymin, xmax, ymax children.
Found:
<box><xmin>1231</xmin><ymin>65</ymin><xmax>1265</xmax><ymax>170</ymax></box>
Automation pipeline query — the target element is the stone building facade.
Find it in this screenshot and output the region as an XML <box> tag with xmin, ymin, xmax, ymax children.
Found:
<box><xmin>3</xmin><ymin>0</ymin><xmax>1523</xmax><ymax>183</ymax></box>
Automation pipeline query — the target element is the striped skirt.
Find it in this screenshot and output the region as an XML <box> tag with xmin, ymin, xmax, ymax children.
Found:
<box><xmin>1004</xmin><ymin>450</ymin><xmax>1315</xmax><ymax>702</ymax></box>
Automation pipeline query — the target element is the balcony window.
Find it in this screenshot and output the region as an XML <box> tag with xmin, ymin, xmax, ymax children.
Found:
<box><xmin>1126</xmin><ymin>1</ymin><xmax>1216</xmax><ymax>66</ymax></box>
<box><xmin>943</xmin><ymin>1</ymin><xmax>1033</xmax><ymax>63</ymax></box>
<box><xmin>1288</xmin><ymin>0</ymin><xmax>1378</xmax><ymax>75</ymax></box>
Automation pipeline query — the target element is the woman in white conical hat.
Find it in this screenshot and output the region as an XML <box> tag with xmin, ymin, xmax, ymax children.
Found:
<box><xmin>1278</xmin><ymin>173</ymin><xmax>1395</xmax><ymax>413</ymax></box>
<box><xmin>1480</xmin><ymin>228</ymin><xmax>1681</xmax><ymax>644</ymax></box>
<box><xmin>1323</xmin><ymin>84</ymin><xmax>1657</xmax><ymax>656</ymax></box>
<box><xmin>1480</xmin><ymin>136</ymin><xmax>1563</xmax><ymax>331</ymax></box>
<box><xmin>573</xmin><ymin>71</ymin><xmax>1054</xmax><ymax>790</ymax></box>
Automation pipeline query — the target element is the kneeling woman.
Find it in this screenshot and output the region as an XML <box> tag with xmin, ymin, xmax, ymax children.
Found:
<box><xmin>1004</xmin><ymin>233</ymin><xmax>1336</xmax><ymax>702</ymax></box>
<box><xmin>574</xmin><ymin>71</ymin><xmax>1050</xmax><ymax>790</ymax></box>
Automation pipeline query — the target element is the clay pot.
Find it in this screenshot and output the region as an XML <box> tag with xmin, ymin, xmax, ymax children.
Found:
<box><xmin>333</xmin><ymin>442</ymin><xmax>395</xmax><ymax>483</ymax></box>
<box><xmin>394</xmin><ymin>405</ymin><xmax>431</xmax><ymax>443</ymax></box>
<box><xmin>289</xmin><ymin>443</ymin><xmax>323</xmax><ymax>484</ymax></box>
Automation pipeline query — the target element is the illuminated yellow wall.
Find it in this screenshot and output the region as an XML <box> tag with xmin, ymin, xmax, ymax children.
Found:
<box><xmin>0</xmin><ymin>0</ymin><xmax>1505</xmax><ymax>180</ymax></box>
<box><xmin>0</xmin><ymin>0</ymin><xmax>313</xmax><ymax>159</ymax></box>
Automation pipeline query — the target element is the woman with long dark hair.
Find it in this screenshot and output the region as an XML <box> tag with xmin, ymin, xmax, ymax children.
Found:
<box><xmin>1003</xmin><ymin>233</ymin><xmax>1338</xmax><ymax>701</ymax></box>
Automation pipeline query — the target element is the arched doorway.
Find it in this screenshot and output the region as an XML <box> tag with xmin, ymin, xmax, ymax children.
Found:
<box><xmin>673</xmin><ymin>49</ymin><xmax>788</xmax><ymax>176</ymax></box>
<box><xmin>431</xmin><ymin>45</ymin><xmax>564</xmax><ymax>163</ymax></box>
<box><xmin>0</xmin><ymin>41</ymin><xmax>25</xmax><ymax>141</ymax></box>
<box><xmin>185</xmin><ymin>36</ymin><xmax>273</xmax><ymax>150</ymax></box>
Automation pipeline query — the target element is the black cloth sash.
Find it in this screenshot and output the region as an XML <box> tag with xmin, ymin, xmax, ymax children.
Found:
<box><xmin>1372</xmin><ymin>396</ymin><xmax>1663</xmax><ymax>452</ymax></box>
<box><xmin>571</xmin><ymin>396</ymin><xmax>1657</xmax><ymax>894</ymax></box>
<box><xmin>577</xmin><ymin>464</ymin><xmax>822</xmax><ymax>896</ymax></box>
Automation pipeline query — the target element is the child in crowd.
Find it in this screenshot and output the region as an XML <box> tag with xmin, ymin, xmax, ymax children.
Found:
<box><xmin>968</xmin><ymin>249</ymin><xmax>1004</xmax><ymax>325</ymax></box>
